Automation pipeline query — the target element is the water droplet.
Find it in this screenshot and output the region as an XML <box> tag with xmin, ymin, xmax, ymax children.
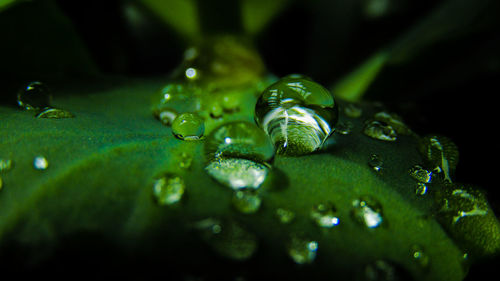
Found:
<box><xmin>205</xmin><ymin>121</ymin><xmax>275</xmax><ymax>163</ymax></box>
<box><xmin>33</xmin><ymin>156</ymin><xmax>48</xmax><ymax>170</ymax></box>
<box><xmin>0</xmin><ymin>159</ymin><xmax>13</xmax><ymax>172</ymax></box>
<box><xmin>155</xmin><ymin>83</ymin><xmax>201</xmax><ymax>114</ymax></box>
<box><xmin>185</xmin><ymin>67</ymin><xmax>199</xmax><ymax>80</ymax></box>
<box><xmin>172</xmin><ymin>113</ymin><xmax>205</xmax><ymax>141</ymax></box>
<box><xmin>418</xmin><ymin>135</ymin><xmax>459</xmax><ymax>182</ymax></box>
<box><xmin>368</xmin><ymin>154</ymin><xmax>383</xmax><ymax>172</ymax></box>
<box><xmin>373</xmin><ymin>111</ymin><xmax>412</xmax><ymax>135</ymax></box>
<box><xmin>287</xmin><ymin>236</ymin><xmax>318</xmax><ymax>264</ymax></box>
<box><xmin>437</xmin><ymin>184</ymin><xmax>488</xmax><ymax>225</ymax></box>
<box><xmin>276</xmin><ymin>208</ymin><xmax>295</xmax><ymax>224</ymax></box>
<box><xmin>409</xmin><ymin>165</ymin><xmax>432</xmax><ymax>183</ymax></box>
<box><xmin>411</xmin><ymin>244</ymin><xmax>429</xmax><ymax>268</ymax></box>
<box><xmin>209</xmin><ymin>102</ymin><xmax>223</xmax><ymax>118</ymax></box>
<box><xmin>205</xmin><ymin>158</ymin><xmax>269</xmax><ymax>190</ymax></box>
<box><xmin>344</xmin><ymin>103</ymin><xmax>362</xmax><ymax>118</ymax></box>
<box><xmin>195</xmin><ymin>219</ymin><xmax>258</xmax><ymax>261</ymax></box>
<box><xmin>415</xmin><ymin>183</ymin><xmax>428</xmax><ymax>196</ymax></box>
<box><xmin>336</xmin><ymin>121</ymin><xmax>353</xmax><ymax>135</ymax></box>
<box><xmin>17</xmin><ymin>81</ymin><xmax>52</xmax><ymax>110</ymax></box>
<box><xmin>153</xmin><ymin>108</ymin><xmax>177</xmax><ymax>126</ymax></box>
<box><xmin>232</xmin><ymin>189</ymin><xmax>261</xmax><ymax>214</ymax></box>
<box><xmin>352</xmin><ymin>196</ymin><xmax>383</xmax><ymax>228</ymax></box>
<box><xmin>152</xmin><ymin>174</ymin><xmax>185</xmax><ymax>206</ymax></box>
<box><xmin>310</xmin><ymin>202</ymin><xmax>340</xmax><ymax>228</ymax></box>
<box><xmin>35</xmin><ymin>107</ymin><xmax>74</xmax><ymax>119</ymax></box>
<box><xmin>255</xmin><ymin>77</ymin><xmax>338</xmax><ymax>155</ymax></box>
<box><xmin>363</xmin><ymin>120</ymin><xmax>397</xmax><ymax>141</ymax></box>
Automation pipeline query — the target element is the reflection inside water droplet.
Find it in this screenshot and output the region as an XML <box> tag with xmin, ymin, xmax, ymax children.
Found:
<box><xmin>172</xmin><ymin>113</ymin><xmax>205</xmax><ymax>141</ymax></box>
<box><xmin>352</xmin><ymin>197</ymin><xmax>383</xmax><ymax>228</ymax></box>
<box><xmin>35</xmin><ymin>107</ymin><xmax>74</xmax><ymax>119</ymax></box>
<box><xmin>255</xmin><ymin>77</ymin><xmax>338</xmax><ymax>155</ymax></box>
<box><xmin>311</xmin><ymin>202</ymin><xmax>339</xmax><ymax>228</ymax></box>
<box><xmin>363</xmin><ymin>120</ymin><xmax>397</xmax><ymax>141</ymax></box>
<box><xmin>17</xmin><ymin>81</ymin><xmax>52</xmax><ymax>110</ymax></box>
<box><xmin>205</xmin><ymin>158</ymin><xmax>268</xmax><ymax>190</ymax></box>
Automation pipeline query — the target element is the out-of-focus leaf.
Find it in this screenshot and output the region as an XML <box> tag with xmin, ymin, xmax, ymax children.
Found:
<box><xmin>241</xmin><ymin>0</ymin><xmax>291</xmax><ymax>35</ymax></box>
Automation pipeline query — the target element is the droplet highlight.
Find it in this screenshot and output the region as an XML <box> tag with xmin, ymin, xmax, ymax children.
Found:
<box><xmin>368</xmin><ymin>154</ymin><xmax>383</xmax><ymax>172</ymax></box>
<box><xmin>33</xmin><ymin>156</ymin><xmax>48</xmax><ymax>170</ymax></box>
<box><xmin>363</xmin><ymin>120</ymin><xmax>397</xmax><ymax>141</ymax></box>
<box><xmin>310</xmin><ymin>202</ymin><xmax>340</xmax><ymax>228</ymax></box>
<box><xmin>255</xmin><ymin>77</ymin><xmax>338</xmax><ymax>155</ymax></box>
<box><xmin>287</xmin><ymin>236</ymin><xmax>318</xmax><ymax>264</ymax></box>
<box><xmin>35</xmin><ymin>107</ymin><xmax>74</xmax><ymax>119</ymax></box>
<box><xmin>205</xmin><ymin>158</ymin><xmax>268</xmax><ymax>190</ymax></box>
<box><xmin>352</xmin><ymin>196</ymin><xmax>383</xmax><ymax>228</ymax></box>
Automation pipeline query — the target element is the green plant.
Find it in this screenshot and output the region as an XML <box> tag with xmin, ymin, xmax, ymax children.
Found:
<box><xmin>1</xmin><ymin>0</ymin><xmax>499</xmax><ymax>280</ymax></box>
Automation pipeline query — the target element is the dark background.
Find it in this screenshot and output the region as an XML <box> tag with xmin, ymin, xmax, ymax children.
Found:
<box><xmin>1</xmin><ymin>0</ymin><xmax>499</xmax><ymax>280</ymax></box>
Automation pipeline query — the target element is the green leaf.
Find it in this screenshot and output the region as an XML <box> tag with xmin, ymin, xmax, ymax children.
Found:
<box><xmin>2</xmin><ymin>74</ymin><xmax>498</xmax><ymax>280</ymax></box>
<box><xmin>241</xmin><ymin>0</ymin><xmax>292</xmax><ymax>35</ymax></box>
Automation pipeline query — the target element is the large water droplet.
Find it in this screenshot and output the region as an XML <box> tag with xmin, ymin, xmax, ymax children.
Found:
<box><xmin>418</xmin><ymin>135</ymin><xmax>459</xmax><ymax>183</ymax></box>
<box><xmin>35</xmin><ymin>107</ymin><xmax>74</xmax><ymax>119</ymax></box>
<box><xmin>194</xmin><ymin>219</ymin><xmax>258</xmax><ymax>261</ymax></box>
<box><xmin>205</xmin><ymin>121</ymin><xmax>275</xmax><ymax>163</ymax></box>
<box><xmin>276</xmin><ymin>208</ymin><xmax>295</xmax><ymax>224</ymax></box>
<box><xmin>287</xmin><ymin>236</ymin><xmax>318</xmax><ymax>264</ymax></box>
<box><xmin>152</xmin><ymin>174</ymin><xmax>185</xmax><ymax>206</ymax></box>
<box><xmin>232</xmin><ymin>189</ymin><xmax>261</xmax><ymax>214</ymax></box>
<box><xmin>205</xmin><ymin>158</ymin><xmax>268</xmax><ymax>190</ymax></box>
<box><xmin>172</xmin><ymin>113</ymin><xmax>205</xmax><ymax>141</ymax></box>
<box><xmin>33</xmin><ymin>156</ymin><xmax>48</xmax><ymax>170</ymax></box>
<box><xmin>363</xmin><ymin>120</ymin><xmax>397</xmax><ymax>141</ymax></box>
<box><xmin>310</xmin><ymin>202</ymin><xmax>340</xmax><ymax>228</ymax></box>
<box><xmin>255</xmin><ymin>77</ymin><xmax>338</xmax><ymax>155</ymax></box>
<box><xmin>352</xmin><ymin>196</ymin><xmax>384</xmax><ymax>228</ymax></box>
<box><xmin>17</xmin><ymin>81</ymin><xmax>52</xmax><ymax>110</ymax></box>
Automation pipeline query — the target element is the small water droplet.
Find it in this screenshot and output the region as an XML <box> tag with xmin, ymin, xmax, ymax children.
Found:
<box><xmin>154</xmin><ymin>83</ymin><xmax>201</xmax><ymax>114</ymax></box>
<box><xmin>310</xmin><ymin>202</ymin><xmax>340</xmax><ymax>228</ymax></box>
<box><xmin>185</xmin><ymin>67</ymin><xmax>199</xmax><ymax>80</ymax></box>
<box><xmin>205</xmin><ymin>121</ymin><xmax>275</xmax><ymax>163</ymax></box>
<box><xmin>276</xmin><ymin>208</ymin><xmax>295</xmax><ymax>224</ymax></box>
<box><xmin>17</xmin><ymin>81</ymin><xmax>52</xmax><ymax>110</ymax></box>
<box><xmin>0</xmin><ymin>159</ymin><xmax>13</xmax><ymax>172</ymax></box>
<box><xmin>415</xmin><ymin>183</ymin><xmax>428</xmax><ymax>196</ymax></box>
<box><xmin>195</xmin><ymin>219</ymin><xmax>258</xmax><ymax>261</ymax></box>
<box><xmin>344</xmin><ymin>103</ymin><xmax>362</xmax><ymax>118</ymax></box>
<box><xmin>209</xmin><ymin>102</ymin><xmax>223</xmax><ymax>119</ymax></box>
<box><xmin>33</xmin><ymin>156</ymin><xmax>48</xmax><ymax>170</ymax></box>
<box><xmin>232</xmin><ymin>189</ymin><xmax>261</xmax><ymax>214</ymax></box>
<box><xmin>255</xmin><ymin>77</ymin><xmax>338</xmax><ymax>155</ymax></box>
<box><xmin>363</xmin><ymin>120</ymin><xmax>397</xmax><ymax>141</ymax></box>
<box><xmin>287</xmin><ymin>236</ymin><xmax>318</xmax><ymax>264</ymax></box>
<box><xmin>153</xmin><ymin>108</ymin><xmax>178</xmax><ymax>126</ymax></box>
<box><xmin>35</xmin><ymin>107</ymin><xmax>74</xmax><ymax>119</ymax></box>
<box><xmin>373</xmin><ymin>111</ymin><xmax>412</xmax><ymax>135</ymax></box>
<box><xmin>418</xmin><ymin>135</ymin><xmax>459</xmax><ymax>183</ymax></box>
<box><xmin>205</xmin><ymin>158</ymin><xmax>269</xmax><ymax>190</ymax></box>
<box><xmin>368</xmin><ymin>154</ymin><xmax>383</xmax><ymax>172</ymax></box>
<box><xmin>172</xmin><ymin>113</ymin><xmax>205</xmax><ymax>141</ymax></box>
<box><xmin>221</xmin><ymin>94</ymin><xmax>240</xmax><ymax>112</ymax></box>
<box><xmin>437</xmin><ymin>184</ymin><xmax>488</xmax><ymax>225</ymax></box>
<box><xmin>336</xmin><ymin>121</ymin><xmax>353</xmax><ymax>135</ymax></box>
<box><xmin>152</xmin><ymin>174</ymin><xmax>185</xmax><ymax>205</ymax></box>
<box><xmin>410</xmin><ymin>244</ymin><xmax>429</xmax><ymax>268</ymax></box>
<box><xmin>352</xmin><ymin>196</ymin><xmax>384</xmax><ymax>228</ymax></box>
<box><xmin>409</xmin><ymin>165</ymin><xmax>432</xmax><ymax>183</ymax></box>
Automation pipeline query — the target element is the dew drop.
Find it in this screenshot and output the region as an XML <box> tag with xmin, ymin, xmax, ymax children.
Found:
<box><xmin>363</xmin><ymin>120</ymin><xmax>397</xmax><ymax>141</ymax></box>
<box><xmin>33</xmin><ymin>156</ymin><xmax>48</xmax><ymax>170</ymax></box>
<box><xmin>418</xmin><ymin>135</ymin><xmax>458</xmax><ymax>182</ymax></box>
<box><xmin>185</xmin><ymin>67</ymin><xmax>199</xmax><ymax>80</ymax></box>
<box><xmin>352</xmin><ymin>196</ymin><xmax>383</xmax><ymax>228</ymax></box>
<box><xmin>154</xmin><ymin>83</ymin><xmax>201</xmax><ymax>114</ymax></box>
<box><xmin>153</xmin><ymin>108</ymin><xmax>177</xmax><ymax>126</ymax></box>
<box><xmin>221</xmin><ymin>93</ymin><xmax>240</xmax><ymax>112</ymax></box>
<box><xmin>152</xmin><ymin>174</ymin><xmax>185</xmax><ymax>206</ymax></box>
<box><xmin>17</xmin><ymin>81</ymin><xmax>52</xmax><ymax>110</ymax></box>
<box><xmin>310</xmin><ymin>202</ymin><xmax>340</xmax><ymax>228</ymax></box>
<box><xmin>35</xmin><ymin>107</ymin><xmax>74</xmax><ymax>119</ymax></box>
<box><xmin>255</xmin><ymin>77</ymin><xmax>338</xmax><ymax>155</ymax></box>
<box><xmin>368</xmin><ymin>154</ymin><xmax>383</xmax><ymax>172</ymax></box>
<box><xmin>336</xmin><ymin>121</ymin><xmax>353</xmax><ymax>135</ymax></box>
<box><xmin>287</xmin><ymin>236</ymin><xmax>318</xmax><ymax>264</ymax></box>
<box><xmin>437</xmin><ymin>184</ymin><xmax>488</xmax><ymax>225</ymax></box>
<box><xmin>409</xmin><ymin>165</ymin><xmax>432</xmax><ymax>183</ymax></box>
<box><xmin>276</xmin><ymin>208</ymin><xmax>295</xmax><ymax>224</ymax></box>
<box><xmin>410</xmin><ymin>244</ymin><xmax>429</xmax><ymax>268</ymax></box>
<box><xmin>205</xmin><ymin>158</ymin><xmax>268</xmax><ymax>190</ymax></box>
<box><xmin>373</xmin><ymin>111</ymin><xmax>412</xmax><ymax>135</ymax></box>
<box><xmin>172</xmin><ymin>113</ymin><xmax>205</xmax><ymax>141</ymax></box>
<box><xmin>195</xmin><ymin>219</ymin><xmax>258</xmax><ymax>261</ymax></box>
<box><xmin>205</xmin><ymin>121</ymin><xmax>275</xmax><ymax>163</ymax></box>
<box><xmin>0</xmin><ymin>159</ymin><xmax>13</xmax><ymax>172</ymax></box>
<box><xmin>232</xmin><ymin>189</ymin><xmax>262</xmax><ymax>214</ymax></box>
